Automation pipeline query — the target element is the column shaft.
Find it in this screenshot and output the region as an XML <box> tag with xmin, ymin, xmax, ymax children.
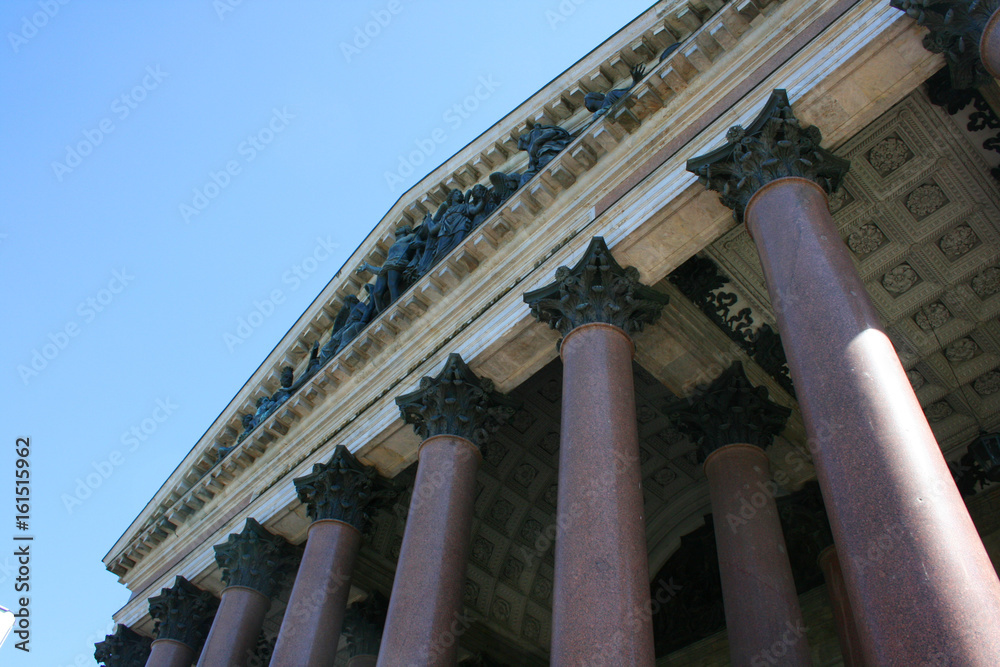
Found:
<box><xmin>551</xmin><ymin>322</ymin><xmax>654</xmax><ymax>665</ymax></box>
<box><xmin>271</xmin><ymin>519</ymin><xmax>361</xmax><ymax>666</ymax></box>
<box><xmin>197</xmin><ymin>586</ymin><xmax>269</xmax><ymax>667</ymax></box>
<box><xmin>378</xmin><ymin>435</ymin><xmax>480</xmax><ymax>666</ymax></box>
<box><xmin>705</xmin><ymin>443</ymin><xmax>810</xmax><ymax>666</ymax></box>
<box><xmin>818</xmin><ymin>546</ymin><xmax>866</xmax><ymax>667</ymax></box>
<box><xmin>747</xmin><ymin>176</ymin><xmax>1000</xmax><ymax>663</ymax></box>
<box><xmin>145</xmin><ymin>639</ymin><xmax>196</xmax><ymax>667</ymax></box>
<box><xmin>981</xmin><ymin>8</ymin><xmax>1000</xmax><ymax>79</ymax></box>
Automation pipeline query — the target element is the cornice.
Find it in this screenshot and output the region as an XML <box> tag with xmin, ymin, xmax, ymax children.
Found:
<box><xmin>106</xmin><ymin>0</ymin><xmax>935</xmax><ymax>592</ymax></box>
<box><xmin>109</xmin><ymin>5</ymin><xmax>937</xmax><ymax>626</ymax></box>
<box><xmin>104</xmin><ymin>0</ymin><xmax>769</xmax><ymax>579</ymax></box>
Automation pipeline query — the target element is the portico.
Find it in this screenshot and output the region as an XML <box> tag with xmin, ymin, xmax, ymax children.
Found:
<box><xmin>98</xmin><ymin>1</ymin><xmax>1000</xmax><ymax>665</ymax></box>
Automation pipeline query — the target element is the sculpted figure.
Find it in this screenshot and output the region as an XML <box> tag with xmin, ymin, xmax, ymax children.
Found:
<box><xmin>236</xmin><ymin>413</ymin><xmax>255</xmax><ymax>443</ymax></box>
<box><xmin>488</xmin><ymin>171</ymin><xmax>522</xmax><ymax>206</ymax></box>
<box><xmin>584</xmin><ymin>64</ymin><xmax>646</xmax><ymax>117</ymax></box>
<box><xmin>467</xmin><ymin>183</ymin><xmax>495</xmax><ymax>227</ymax></box>
<box><xmin>321</xmin><ymin>295</ymin><xmax>360</xmax><ymax>360</ymax></box>
<box><xmin>270</xmin><ymin>366</ymin><xmax>295</xmax><ymax>405</ymax></box>
<box><xmin>357</xmin><ymin>225</ymin><xmax>420</xmax><ymax>310</ymax></box>
<box><xmin>517</xmin><ymin>124</ymin><xmax>573</xmax><ymax>186</ymax></box>
<box><xmin>335</xmin><ymin>295</ymin><xmax>373</xmax><ymax>353</ymax></box>
<box><xmin>433</xmin><ymin>190</ymin><xmax>475</xmax><ymax>262</ymax></box>
<box><xmin>305</xmin><ymin>341</ymin><xmax>321</xmax><ymax>376</ymax></box>
<box><xmin>405</xmin><ymin>216</ymin><xmax>436</xmax><ymax>283</ymax></box>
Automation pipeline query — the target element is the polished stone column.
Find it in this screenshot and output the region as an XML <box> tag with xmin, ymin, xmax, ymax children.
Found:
<box><xmin>983</xmin><ymin>7</ymin><xmax>1000</xmax><ymax>79</ymax></box>
<box><xmin>197</xmin><ymin>518</ymin><xmax>295</xmax><ymax>666</ymax></box>
<box><xmin>688</xmin><ymin>89</ymin><xmax>1000</xmax><ymax>664</ymax></box>
<box><xmin>343</xmin><ymin>592</ymin><xmax>387</xmax><ymax>667</ymax></box>
<box><xmin>524</xmin><ymin>237</ymin><xmax>668</xmax><ymax>666</ymax></box>
<box><xmin>891</xmin><ymin>0</ymin><xmax>1000</xmax><ymax>86</ymax></box>
<box><xmin>145</xmin><ymin>576</ymin><xmax>219</xmax><ymax>667</ymax></box>
<box><xmin>380</xmin><ymin>353</ymin><xmax>514</xmax><ymax>665</ymax></box>
<box><xmin>95</xmin><ymin>624</ymin><xmax>152</xmax><ymax>667</ymax></box>
<box><xmin>818</xmin><ymin>546</ymin><xmax>866</xmax><ymax>667</ymax></box>
<box><xmin>272</xmin><ymin>445</ymin><xmax>388</xmax><ymax>666</ymax></box>
<box><xmin>672</xmin><ymin>362</ymin><xmax>810</xmax><ymax>665</ymax></box>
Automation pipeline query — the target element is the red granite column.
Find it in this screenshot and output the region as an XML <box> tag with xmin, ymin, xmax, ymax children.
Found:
<box><xmin>198</xmin><ymin>519</ymin><xmax>294</xmax><ymax>667</ymax></box>
<box><xmin>145</xmin><ymin>576</ymin><xmax>218</xmax><ymax>667</ymax></box>
<box><xmin>198</xmin><ymin>588</ymin><xmax>269</xmax><ymax>665</ymax></box>
<box><xmin>525</xmin><ymin>237</ymin><xmax>667</xmax><ymax>666</ymax></box>
<box><xmin>671</xmin><ymin>361</ymin><xmax>809</xmax><ymax>665</ymax></box>
<box><xmin>146</xmin><ymin>640</ymin><xmax>195</xmax><ymax>667</ymax></box>
<box><xmin>706</xmin><ymin>445</ymin><xmax>810</xmax><ymax>665</ymax></box>
<box><xmin>272</xmin><ymin>445</ymin><xmax>388</xmax><ymax>667</ymax></box>
<box><xmin>381</xmin><ymin>354</ymin><xmax>513</xmax><ymax>666</ymax></box>
<box><xmin>982</xmin><ymin>8</ymin><xmax>1000</xmax><ymax>79</ymax></box>
<box><xmin>818</xmin><ymin>546</ymin><xmax>866</xmax><ymax>667</ymax></box>
<box><xmin>688</xmin><ymin>90</ymin><xmax>1000</xmax><ymax>664</ymax></box>
<box><xmin>554</xmin><ymin>323</ymin><xmax>654</xmax><ymax>664</ymax></box>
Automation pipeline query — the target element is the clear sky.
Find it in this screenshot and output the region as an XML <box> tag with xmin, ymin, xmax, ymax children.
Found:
<box><xmin>1</xmin><ymin>0</ymin><xmax>657</xmax><ymax>664</ymax></box>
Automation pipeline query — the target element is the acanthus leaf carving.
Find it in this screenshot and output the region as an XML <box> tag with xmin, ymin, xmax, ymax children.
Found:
<box><xmin>212</xmin><ymin>518</ymin><xmax>296</xmax><ymax>597</ymax></box>
<box><xmin>293</xmin><ymin>445</ymin><xmax>394</xmax><ymax>530</ymax></box>
<box><xmin>396</xmin><ymin>353</ymin><xmax>516</xmax><ymax>445</ymax></box>
<box><xmin>686</xmin><ymin>89</ymin><xmax>850</xmax><ymax>223</ymax></box>
<box><xmin>523</xmin><ymin>236</ymin><xmax>668</xmax><ymax>340</ymax></box>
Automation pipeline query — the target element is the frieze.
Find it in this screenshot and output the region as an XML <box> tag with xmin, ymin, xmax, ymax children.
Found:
<box><xmin>667</xmin><ymin>255</ymin><xmax>794</xmax><ymax>395</ymax></box>
<box><xmin>107</xmin><ymin>0</ymin><xmax>793</xmax><ymax>579</ymax></box>
<box><xmin>890</xmin><ymin>0</ymin><xmax>1000</xmax><ymax>89</ymax></box>
<box><xmin>925</xmin><ymin>67</ymin><xmax>1000</xmax><ymax>180</ymax></box>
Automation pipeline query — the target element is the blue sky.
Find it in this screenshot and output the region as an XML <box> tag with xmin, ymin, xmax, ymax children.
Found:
<box><xmin>1</xmin><ymin>0</ymin><xmax>657</xmax><ymax>663</ymax></box>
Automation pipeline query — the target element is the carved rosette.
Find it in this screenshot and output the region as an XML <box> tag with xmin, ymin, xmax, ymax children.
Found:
<box><xmin>668</xmin><ymin>361</ymin><xmax>790</xmax><ymax>461</ymax></box>
<box><xmin>523</xmin><ymin>236</ymin><xmax>668</xmax><ymax>341</ymax></box>
<box><xmin>94</xmin><ymin>625</ymin><xmax>152</xmax><ymax>667</ymax></box>
<box><xmin>147</xmin><ymin>576</ymin><xmax>219</xmax><ymax>651</ymax></box>
<box><xmin>294</xmin><ymin>445</ymin><xmax>390</xmax><ymax>531</ymax></box>
<box><xmin>686</xmin><ymin>89</ymin><xmax>850</xmax><ymax>223</ymax></box>
<box><xmin>396</xmin><ymin>353</ymin><xmax>516</xmax><ymax>445</ymax></box>
<box><xmin>213</xmin><ymin>518</ymin><xmax>296</xmax><ymax>597</ymax></box>
<box><xmin>891</xmin><ymin>0</ymin><xmax>1000</xmax><ymax>89</ymax></box>
<box><xmin>342</xmin><ymin>592</ymin><xmax>388</xmax><ymax>657</ymax></box>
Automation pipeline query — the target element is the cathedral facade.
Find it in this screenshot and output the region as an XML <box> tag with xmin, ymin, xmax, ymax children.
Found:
<box><xmin>97</xmin><ymin>1</ymin><xmax>1000</xmax><ymax>665</ymax></box>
